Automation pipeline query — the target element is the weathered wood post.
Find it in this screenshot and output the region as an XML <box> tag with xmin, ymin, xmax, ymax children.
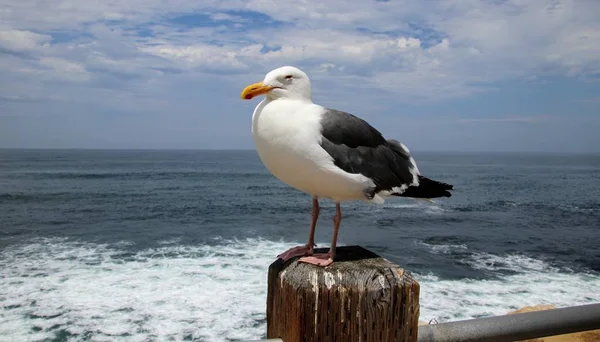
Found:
<box><xmin>266</xmin><ymin>245</ymin><xmax>420</xmax><ymax>342</ymax></box>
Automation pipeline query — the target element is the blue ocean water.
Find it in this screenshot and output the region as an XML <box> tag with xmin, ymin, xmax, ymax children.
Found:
<box><xmin>1</xmin><ymin>149</ymin><xmax>599</xmax><ymax>341</ymax></box>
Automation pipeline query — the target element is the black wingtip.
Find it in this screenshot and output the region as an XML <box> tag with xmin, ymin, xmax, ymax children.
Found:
<box><xmin>394</xmin><ymin>176</ymin><xmax>454</xmax><ymax>199</ymax></box>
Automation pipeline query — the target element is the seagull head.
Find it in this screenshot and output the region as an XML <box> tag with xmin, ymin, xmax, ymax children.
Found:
<box><xmin>240</xmin><ymin>66</ymin><xmax>312</xmax><ymax>102</ymax></box>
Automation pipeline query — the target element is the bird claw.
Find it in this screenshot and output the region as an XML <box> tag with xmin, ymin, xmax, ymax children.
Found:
<box><xmin>277</xmin><ymin>245</ymin><xmax>314</xmax><ymax>261</ymax></box>
<box><xmin>298</xmin><ymin>253</ymin><xmax>334</xmax><ymax>267</ymax></box>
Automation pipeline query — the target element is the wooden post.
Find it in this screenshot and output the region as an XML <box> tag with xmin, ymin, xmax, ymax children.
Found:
<box><xmin>266</xmin><ymin>245</ymin><xmax>420</xmax><ymax>342</ymax></box>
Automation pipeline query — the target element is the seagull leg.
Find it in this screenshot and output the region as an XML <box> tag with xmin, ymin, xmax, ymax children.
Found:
<box><xmin>298</xmin><ymin>201</ymin><xmax>341</xmax><ymax>267</ymax></box>
<box><xmin>277</xmin><ymin>196</ymin><xmax>319</xmax><ymax>261</ymax></box>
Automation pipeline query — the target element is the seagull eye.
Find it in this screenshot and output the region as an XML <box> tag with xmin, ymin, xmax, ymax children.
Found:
<box><xmin>285</xmin><ymin>75</ymin><xmax>293</xmax><ymax>80</ymax></box>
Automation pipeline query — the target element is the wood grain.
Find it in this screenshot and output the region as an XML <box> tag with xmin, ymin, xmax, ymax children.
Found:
<box><xmin>267</xmin><ymin>245</ymin><xmax>420</xmax><ymax>342</ymax></box>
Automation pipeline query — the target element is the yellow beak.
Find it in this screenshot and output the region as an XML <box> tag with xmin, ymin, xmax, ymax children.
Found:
<box><xmin>240</xmin><ymin>82</ymin><xmax>274</xmax><ymax>100</ymax></box>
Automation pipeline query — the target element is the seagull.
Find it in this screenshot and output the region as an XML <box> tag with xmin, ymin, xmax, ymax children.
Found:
<box><xmin>240</xmin><ymin>66</ymin><xmax>453</xmax><ymax>267</ymax></box>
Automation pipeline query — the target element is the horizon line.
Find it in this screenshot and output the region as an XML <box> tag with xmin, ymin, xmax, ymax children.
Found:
<box><xmin>1</xmin><ymin>147</ymin><xmax>599</xmax><ymax>156</ymax></box>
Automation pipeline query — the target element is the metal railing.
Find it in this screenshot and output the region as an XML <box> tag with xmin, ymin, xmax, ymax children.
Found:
<box><xmin>242</xmin><ymin>303</ymin><xmax>600</xmax><ymax>342</ymax></box>
<box><xmin>418</xmin><ymin>303</ymin><xmax>600</xmax><ymax>342</ymax></box>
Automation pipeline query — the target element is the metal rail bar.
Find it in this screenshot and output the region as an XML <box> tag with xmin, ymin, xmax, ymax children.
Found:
<box><xmin>241</xmin><ymin>303</ymin><xmax>600</xmax><ymax>342</ymax></box>
<box><xmin>417</xmin><ymin>303</ymin><xmax>600</xmax><ymax>342</ymax></box>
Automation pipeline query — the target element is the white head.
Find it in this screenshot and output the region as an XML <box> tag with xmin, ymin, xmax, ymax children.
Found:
<box><xmin>240</xmin><ymin>66</ymin><xmax>312</xmax><ymax>102</ymax></box>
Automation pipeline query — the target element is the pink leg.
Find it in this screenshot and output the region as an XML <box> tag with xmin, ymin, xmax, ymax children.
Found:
<box><xmin>299</xmin><ymin>201</ymin><xmax>341</xmax><ymax>267</ymax></box>
<box><xmin>277</xmin><ymin>197</ymin><xmax>319</xmax><ymax>261</ymax></box>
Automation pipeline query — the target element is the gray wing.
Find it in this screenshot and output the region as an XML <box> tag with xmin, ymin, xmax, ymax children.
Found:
<box><xmin>318</xmin><ymin>108</ymin><xmax>419</xmax><ymax>197</ymax></box>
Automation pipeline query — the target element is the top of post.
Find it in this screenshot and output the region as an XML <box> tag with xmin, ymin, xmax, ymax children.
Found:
<box><xmin>268</xmin><ymin>245</ymin><xmax>413</xmax><ymax>289</ymax></box>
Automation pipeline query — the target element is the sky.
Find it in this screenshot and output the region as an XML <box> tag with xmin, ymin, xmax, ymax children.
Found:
<box><xmin>0</xmin><ymin>0</ymin><xmax>599</xmax><ymax>153</ymax></box>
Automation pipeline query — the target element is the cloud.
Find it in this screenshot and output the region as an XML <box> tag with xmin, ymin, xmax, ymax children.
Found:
<box><xmin>0</xmin><ymin>29</ymin><xmax>51</xmax><ymax>52</ymax></box>
<box><xmin>0</xmin><ymin>0</ymin><xmax>599</xmax><ymax>150</ymax></box>
<box><xmin>3</xmin><ymin>1</ymin><xmax>600</xmax><ymax>97</ymax></box>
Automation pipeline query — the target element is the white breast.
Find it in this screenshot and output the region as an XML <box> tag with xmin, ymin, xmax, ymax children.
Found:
<box><xmin>251</xmin><ymin>99</ymin><xmax>374</xmax><ymax>202</ymax></box>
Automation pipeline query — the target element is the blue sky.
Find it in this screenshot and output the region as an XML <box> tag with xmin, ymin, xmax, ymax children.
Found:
<box><xmin>1</xmin><ymin>0</ymin><xmax>599</xmax><ymax>152</ymax></box>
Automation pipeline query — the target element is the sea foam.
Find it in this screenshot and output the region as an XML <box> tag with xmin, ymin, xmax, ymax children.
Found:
<box><xmin>1</xmin><ymin>238</ymin><xmax>599</xmax><ymax>341</ymax></box>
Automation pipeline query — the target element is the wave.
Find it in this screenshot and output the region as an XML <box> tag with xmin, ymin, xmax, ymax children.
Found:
<box><xmin>417</xmin><ymin>241</ymin><xmax>468</xmax><ymax>255</ymax></box>
<box><xmin>0</xmin><ymin>238</ymin><xmax>283</xmax><ymax>342</ymax></box>
<box><xmin>418</xmin><ymin>263</ymin><xmax>599</xmax><ymax>322</ymax></box>
<box><xmin>414</xmin><ymin>239</ymin><xmax>600</xmax><ymax>321</ymax></box>
<box><xmin>0</xmin><ymin>192</ymin><xmax>150</xmax><ymax>203</ymax></box>
<box><xmin>4</xmin><ymin>171</ymin><xmax>271</xmax><ymax>180</ymax></box>
<box><xmin>453</xmin><ymin>200</ymin><xmax>600</xmax><ymax>214</ymax></box>
<box><xmin>379</xmin><ymin>202</ymin><xmax>450</xmax><ymax>215</ymax></box>
<box><xmin>467</xmin><ymin>252</ymin><xmax>555</xmax><ymax>273</ymax></box>
<box><xmin>1</xmin><ymin>238</ymin><xmax>599</xmax><ymax>341</ymax></box>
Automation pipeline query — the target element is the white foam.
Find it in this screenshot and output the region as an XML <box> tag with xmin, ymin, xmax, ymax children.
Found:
<box><xmin>380</xmin><ymin>202</ymin><xmax>448</xmax><ymax>214</ymax></box>
<box><xmin>417</xmin><ymin>241</ymin><xmax>468</xmax><ymax>255</ymax></box>
<box><xmin>418</xmin><ymin>252</ymin><xmax>600</xmax><ymax>322</ymax></box>
<box><xmin>467</xmin><ymin>252</ymin><xmax>553</xmax><ymax>273</ymax></box>
<box><xmin>1</xmin><ymin>238</ymin><xmax>599</xmax><ymax>341</ymax></box>
<box><xmin>381</xmin><ymin>203</ymin><xmax>423</xmax><ymax>209</ymax></box>
<box><xmin>0</xmin><ymin>238</ymin><xmax>296</xmax><ymax>342</ymax></box>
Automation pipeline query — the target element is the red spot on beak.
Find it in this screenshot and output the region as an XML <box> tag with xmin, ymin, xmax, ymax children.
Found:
<box><xmin>240</xmin><ymin>82</ymin><xmax>271</xmax><ymax>100</ymax></box>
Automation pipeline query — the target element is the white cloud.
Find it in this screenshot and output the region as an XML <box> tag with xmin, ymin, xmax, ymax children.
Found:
<box><xmin>209</xmin><ymin>12</ymin><xmax>248</xmax><ymax>23</ymax></box>
<box><xmin>0</xmin><ymin>0</ymin><xmax>599</xmax><ymax>112</ymax></box>
<box><xmin>38</xmin><ymin>57</ymin><xmax>86</xmax><ymax>74</ymax></box>
<box><xmin>139</xmin><ymin>44</ymin><xmax>248</xmax><ymax>71</ymax></box>
<box><xmin>0</xmin><ymin>29</ymin><xmax>51</xmax><ymax>52</ymax></box>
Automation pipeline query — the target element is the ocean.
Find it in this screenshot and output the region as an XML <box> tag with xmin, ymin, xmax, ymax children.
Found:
<box><xmin>1</xmin><ymin>149</ymin><xmax>599</xmax><ymax>341</ymax></box>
